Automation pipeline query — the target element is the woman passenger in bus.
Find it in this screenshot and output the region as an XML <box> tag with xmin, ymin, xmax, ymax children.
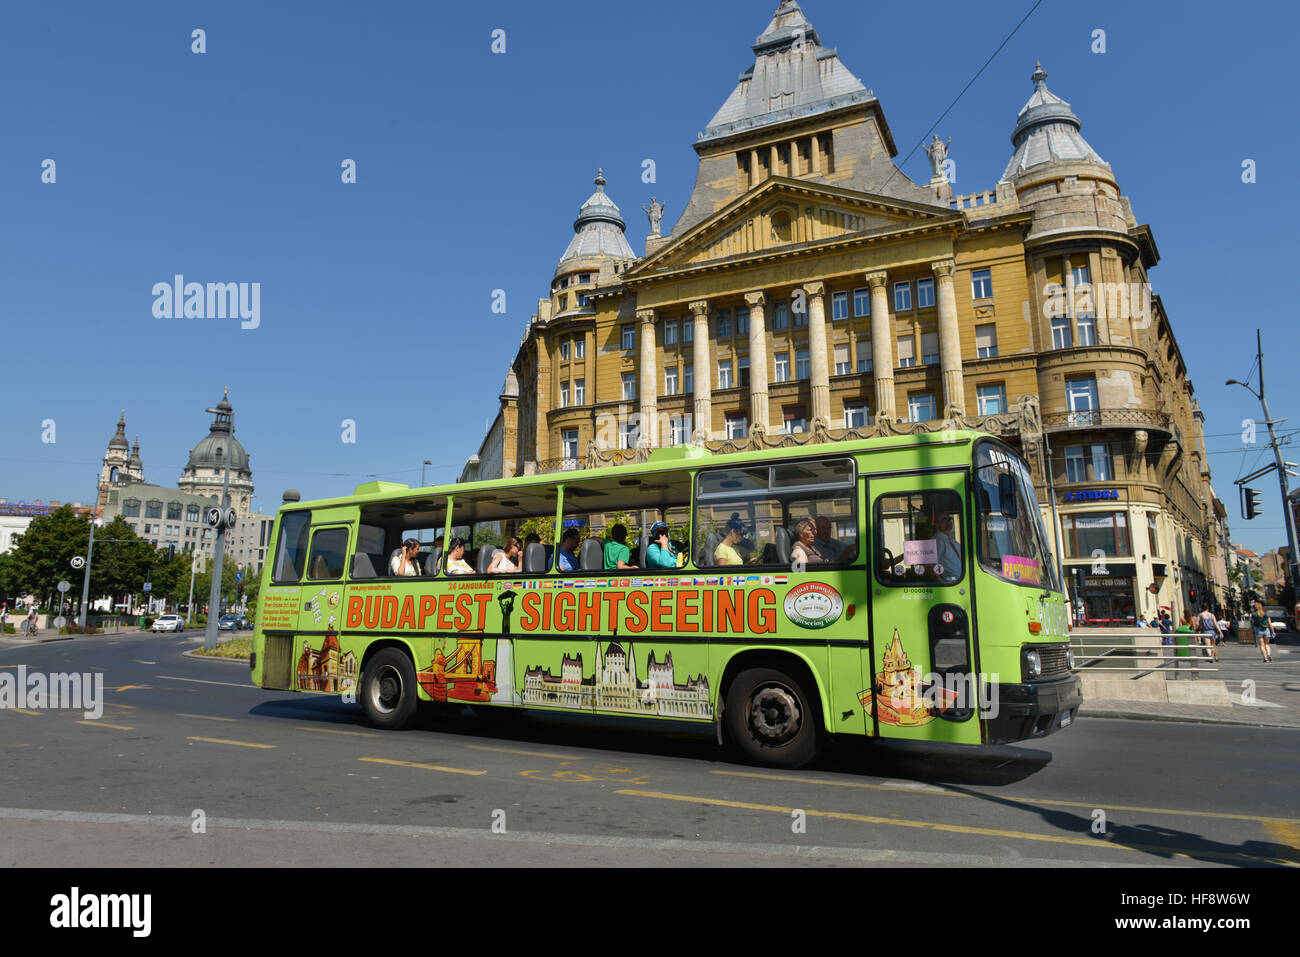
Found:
<box><xmin>444</xmin><ymin>537</ymin><xmax>473</xmax><ymax>575</ymax></box>
<box><xmin>714</xmin><ymin>517</ymin><xmax>747</xmax><ymax>565</ymax></box>
<box><xmin>645</xmin><ymin>522</ymin><xmax>679</xmax><ymax>569</ymax></box>
<box><xmin>790</xmin><ymin>518</ymin><xmax>831</xmax><ymax>565</ymax></box>
<box><xmin>390</xmin><ymin>538</ymin><xmax>421</xmax><ymax>577</ymax></box>
<box><xmin>487</xmin><ymin>537</ymin><xmax>523</xmax><ymax>574</ymax></box>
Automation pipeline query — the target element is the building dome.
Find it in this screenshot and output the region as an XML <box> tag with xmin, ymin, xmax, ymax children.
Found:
<box><xmin>557</xmin><ymin>170</ymin><xmax>636</xmax><ymax>266</ymax></box>
<box><xmin>108</xmin><ymin>411</ymin><xmax>129</xmax><ymax>450</ymax></box>
<box><xmin>178</xmin><ymin>389</ymin><xmax>254</xmax><ymax>510</ymax></box>
<box><xmin>185</xmin><ymin>432</ymin><xmax>250</xmax><ymax>472</ymax></box>
<box><xmin>1001</xmin><ymin>63</ymin><xmax>1108</xmax><ymax>180</ymax></box>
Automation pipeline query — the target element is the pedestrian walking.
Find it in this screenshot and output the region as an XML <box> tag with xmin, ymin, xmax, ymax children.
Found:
<box><xmin>0</xmin><ymin>602</ymin><xmax>8</xmax><ymax>633</ymax></box>
<box><xmin>1250</xmin><ymin>601</ymin><xmax>1275</xmax><ymax>662</ymax></box>
<box><xmin>1196</xmin><ymin>605</ymin><xmax>1221</xmax><ymax>662</ymax></box>
<box><xmin>1158</xmin><ymin>609</ymin><xmax>1173</xmax><ymax>645</ymax></box>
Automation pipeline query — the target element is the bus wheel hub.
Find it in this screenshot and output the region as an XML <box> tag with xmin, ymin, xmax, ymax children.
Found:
<box><xmin>751</xmin><ymin>687</ymin><xmax>799</xmax><ymax>742</ymax></box>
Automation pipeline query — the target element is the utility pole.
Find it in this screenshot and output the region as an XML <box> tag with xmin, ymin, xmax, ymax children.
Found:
<box><xmin>203</xmin><ymin>394</ymin><xmax>236</xmax><ymax>652</ymax></box>
<box><xmin>77</xmin><ymin>473</ymin><xmax>98</xmax><ymax>630</ymax></box>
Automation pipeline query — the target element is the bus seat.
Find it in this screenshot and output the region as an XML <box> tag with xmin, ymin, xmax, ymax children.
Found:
<box><xmin>351</xmin><ymin>553</ymin><xmax>381</xmax><ymax>579</ymax></box>
<box><xmin>523</xmin><ymin>542</ymin><xmax>546</xmax><ymax>573</ymax></box>
<box><xmin>579</xmin><ymin>538</ymin><xmax>604</xmax><ymax>571</ymax></box>
<box><xmin>387</xmin><ymin>548</ymin><xmax>402</xmax><ymax>576</ymax></box>
<box><xmin>774</xmin><ymin>527</ymin><xmax>792</xmax><ymax>564</ymax></box>
<box><xmin>543</xmin><ymin>545</ymin><xmax>554</xmax><ymax>570</ymax></box>
<box><xmin>700</xmin><ymin>532</ymin><xmax>721</xmax><ymax>566</ymax></box>
<box><xmin>423</xmin><ymin>547</ymin><xmax>442</xmax><ymax>576</ymax></box>
<box><xmin>477</xmin><ymin>546</ymin><xmax>498</xmax><ymax>574</ymax></box>
<box><xmin>636</xmin><ymin>533</ymin><xmax>649</xmax><ymax>568</ymax></box>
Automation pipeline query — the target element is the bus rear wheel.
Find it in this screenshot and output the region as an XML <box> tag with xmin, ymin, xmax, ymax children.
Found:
<box><xmin>361</xmin><ymin>648</ymin><xmax>418</xmax><ymax>730</ymax></box>
<box><xmin>725</xmin><ymin>667</ymin><xmax>818</xmax><ymax>768</ymax></box>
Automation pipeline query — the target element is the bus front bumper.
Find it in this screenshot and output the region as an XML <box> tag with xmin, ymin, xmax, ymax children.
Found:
<box><xmin>983</xmin><ymin>675</ymin><xmax>1082</xmax><ymax>744</ymax></box>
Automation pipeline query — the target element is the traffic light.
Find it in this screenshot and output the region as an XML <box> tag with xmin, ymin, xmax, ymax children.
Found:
<box><xmin>1245</xmin><ymin>487</ymin><xmax>1264</xmax><ymax>520</ymax></box>
<box><xmin>1189</xmin><ymin>587</ymin><xmax>1197</xmax><ymax>604</ymax></box>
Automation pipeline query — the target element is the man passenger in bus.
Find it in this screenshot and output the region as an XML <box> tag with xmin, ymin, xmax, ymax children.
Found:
<box><xmin>645</xmin><ymin>522</ymin><xmax>679</xmax><ymax>569</ymax></box>
<box><xmin>603</xmin><ymin>524</ymin><xmax>638</xmax><ymax>570</ymax></box>
<box><xmin>814</xmin><ymin>516</ymin><xmax>846</xmax><ymax>560</ymax></box>
<box><xmin>390</xmin><ymin>538</ymin><xmax>421</xmax><ymax>577</ymax></box>
<box><xmin>931</xmin><ymin>511</ymin><xmax>961</xmax><ymax>583</ymax></box>
<box><xmin>714</xmin><ymin>517</ymin><xmax>748</xmax><ymax>565</ymax></box>
<box><xmin>487</xmin><ymin>537</ymin><xmax>523</xmax><ymax>574</ymax></box>
<box><xmin>557</xmin><ymin>527</ymin><xmax>581</xmax><ymax>572</ymax></box>
<box><xmin>790</xmin><ymin>518</ymin><xmax>831</xmax><ymax>566</ymax></box>
<box><xmin>444</xmin><ymin>537</ymin><xmax>473</xmax><ymax>574</ymax></box>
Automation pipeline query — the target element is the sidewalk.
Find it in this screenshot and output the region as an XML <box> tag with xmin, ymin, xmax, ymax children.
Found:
<box><xmin>1078</xmin><ymin>634</ymin><xmax>1300</xmax><ymax>729</ymax></box>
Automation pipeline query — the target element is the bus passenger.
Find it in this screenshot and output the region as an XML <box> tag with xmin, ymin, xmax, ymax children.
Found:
<box><xmin>814</xmin><ymin>516</ymin><xmax>846</xmax><ymax>560</ymax></box>
<box><xmin>790</xmin><ymin>518</ymin><xmax>830</xmax><ymax>565</ymax></box>
<box><xmin>603</xmin><ymin>524</ymin><xmax>638</xmax><ymax>570</ymax></box>
<box><xmin>445</xmin><ymin>537</ymin><xmax>472</xmax><ymax>575</ymax></box>
<box><xmin>645</xmin><ymin>522</ymin><xmax>678</xmax><ymax>569</ymax></box>
<box><xmin>714</xmin><ymin>517</ymin><xmax>747</xmax><ymax>565</ymax></box>
<box><xmin>557</xmin><ymin>527</ymin><xmax>581</xmax><ymax>572</ymax></box>
<box><xmin>488</xmin><ymin>538</ymin><xmax>523</xmax><ymax>574</ymax></box>
<box><xmin>390</xmin><ymin>538</ymin><xmax>421</xmax><ymax>577</ymax></box>
<box><xmin>932</xmin><ymin>511</ymin><xmax>961</xmax><ymax>582</ymax></box>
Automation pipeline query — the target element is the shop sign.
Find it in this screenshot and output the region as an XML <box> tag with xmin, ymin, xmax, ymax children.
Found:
<box><xmin>1063</xmin><ymin>489</ymin><xmax>1120</xmax><ymax>502</ymax></box>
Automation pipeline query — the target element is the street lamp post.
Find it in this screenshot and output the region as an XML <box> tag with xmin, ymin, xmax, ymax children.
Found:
<box><xmin>76</xmin><ymin>474</ymin><xmax>98</xmax><ymax>630</ymax></box>
<box><xmin>1227</xmin><ymin>329</ymin><xmax>1300</xmax><ymax>599</ymax></box>
<box><xmin>203</xmin><ymin>397</ymin><xmax>235</xmax><ymax>652</ymax></box>
<box><xmin>421</xmin><ymin>460</ymin><xmax>432</xmax><ymax>486</ymax></box>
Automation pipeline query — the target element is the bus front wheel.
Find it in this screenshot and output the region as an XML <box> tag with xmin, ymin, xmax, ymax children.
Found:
<box><xmin>361</xmin><ymin>649</ymin><xmax>418</xmax><ymax>730</ymax></box>
<box><xmin>725</xmin><ymin>667</ymin><xmax>818</xmax><ymax>768</ymax></box>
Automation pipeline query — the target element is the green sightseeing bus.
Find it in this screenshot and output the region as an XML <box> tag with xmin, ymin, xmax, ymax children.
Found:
<box><xmin>250</xmin><ymin>431</ymin><xmax>1080</xmax><ymax>767</ymax></box>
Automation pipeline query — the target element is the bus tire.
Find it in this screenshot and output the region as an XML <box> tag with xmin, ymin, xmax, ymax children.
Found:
<box><xmin>725</xmin><ymin>666</ymin><xmax>819</xmax><ymax>768</ymax></box>
<box><xmin>361</xmin><ymin>648</ymin><xmax>418</xmax><ymax>730</ymax></box>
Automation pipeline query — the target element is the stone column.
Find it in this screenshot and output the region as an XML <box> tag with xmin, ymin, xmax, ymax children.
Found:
<box><xmin>688</xmin><ymin>300</ymin><xmax>712</xmax><ymax>442</ymax></box>
<box><xmin>804</xmin><ymin>281</ymin><xmax>831</xmax><ymax>428</ymax></box>
<box><xmin>866</xmin><ymin>271</ymin><xmax>895</xmax><ymax>419</ymax></box>
<box><xmin>636</xmin><ymin>308</ymin><xmax>658</xmax><ymax>447</ymax></box>
<box><xmin>932</xmin><ymin>259</ymin><xmax>965</xmax><ymax>416</ymax></box>
<box><xmin>744</xmin><ymin>290</ymin><xmax>771</xmax><ymax>435</ymax></box>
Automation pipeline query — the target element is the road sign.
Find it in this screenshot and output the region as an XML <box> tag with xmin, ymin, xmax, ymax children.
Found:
<box><xmin>206</xmin><ymin>506</ymin><xmax>223</xmax><ymax>529</ymax></box>
<box><xmin>224</xmin><ymin>507</ymin><xmax>237</xmax><ymax>529</ymax></box>
<box><xmin>143</xmin><ymin>582</ymin><xmax>151</xmax><ymax>593</ymax></box>
<box><xmin>57</xmin><ymin>580</ymin><xmax>71</xmax><ymax>593</ymax></box>
<box><xmin>52</xmin><ymin>616</ymin><xmax>66</xmax><ymax>630</ymax></box>
<box><xmin>70</xmin><ymin>556</ymin><xmax>85</xmax><ymax>570</ymax></box>
<box><xmin>235</xmin><ymin>571</ymin><xmax>242</xmax><ymax>582</ymax></box>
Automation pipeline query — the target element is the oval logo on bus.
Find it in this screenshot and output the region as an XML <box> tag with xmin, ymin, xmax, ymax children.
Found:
<box><xmin>783</xmin><ymin>582</ymin><xmax>844</xmax><ymax>630</ymax></box>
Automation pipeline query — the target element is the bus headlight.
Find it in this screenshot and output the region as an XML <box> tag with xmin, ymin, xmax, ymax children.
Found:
<box><xmin>1023</xmin><ymin>648</ymin><xmax>1042</xmax><ymax>680</ymax></box>
<box><xmin>1066</xmin><ymin>648</ymin><xmax>1076</xmax><ymax>671</ymax></box>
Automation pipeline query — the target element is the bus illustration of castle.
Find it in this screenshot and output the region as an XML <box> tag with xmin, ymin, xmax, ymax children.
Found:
<box><xmin>296</xmin><ymin>627</ymin><xmax>358</xmax><ymax>693</ymax></box>
<box><xmin>415</xmin><ymin>635</ymin><xmax>513</xmax><ymax>705</ymax></box>
<box><xmin>520</xmin><ymin>641</ymin><xmax>711</xmax><ymax>718</ymax></box>
<box><xmin>858</xmin><ymin>628</ymin><xmax>954</xmax><ymax>726</ymax></box>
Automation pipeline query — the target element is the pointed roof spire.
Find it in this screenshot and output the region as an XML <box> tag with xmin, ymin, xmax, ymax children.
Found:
<box><xmin>558</xmin><ymin>170</ymin><xmax>635</xmax><ymax>266</ymax></box>
<box><xmin>1001</xmin><ymin>61</ymin><xmax>1108</xmax><ymax>178</ymax></box>
<box><xmin>109</xmin><ymin>410</ymin><xmax>129</xmax><ymax>449</ymax></box>
<box><xmin>1031</xmin><ymin>61</ymin><xmax>1048</xmax><ymax>87</ymax></box>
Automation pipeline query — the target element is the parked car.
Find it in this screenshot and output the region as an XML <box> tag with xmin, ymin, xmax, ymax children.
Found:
<box><xmin>1265</xmin><ymin>606</ymin><xmax>1289</xmax><ymax>632</ymax></box>
<box><xmin>236</xmin><ymin>615</ymin><xmax>250</xmax><ymax>630</ymax></box>
<box><xmin>217</xmin><ymin>614</ymin><xmax>240</xmax><ymax>632</ymax></box>
<box><xmin>152</xmin><ymin>614</ymin><xmax>184</xmax><ymax>633</ymax></box>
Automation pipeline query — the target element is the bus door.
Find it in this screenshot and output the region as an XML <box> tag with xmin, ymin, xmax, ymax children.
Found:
<box><xmin>865</xmin><ymin>470</ymin><xmax>980</xmax><ymax>744</ymax></box>
<box><xmin>293</xmin><ymin>524</ymin><xmax>353</xmax><ymax>693</ymax></box>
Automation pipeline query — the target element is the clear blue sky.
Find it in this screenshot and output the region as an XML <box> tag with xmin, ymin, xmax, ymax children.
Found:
<box><xmin>2</xmin><ymin>0</ymin><xmax>1297</xmax><ymax>555</ymax></box>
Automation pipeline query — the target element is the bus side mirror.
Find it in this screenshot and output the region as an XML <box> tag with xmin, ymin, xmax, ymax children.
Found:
<box><xmin>998</xmin><ymin>474</ymin><xmax>1018</xmax><ymax>518</ymax></box>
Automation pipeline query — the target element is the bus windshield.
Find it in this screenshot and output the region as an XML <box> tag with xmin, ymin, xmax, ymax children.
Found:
<box><xmin>974</xmin><ymin>442</ymin><xmax>1060</xmax><ymax>591</ymax></box>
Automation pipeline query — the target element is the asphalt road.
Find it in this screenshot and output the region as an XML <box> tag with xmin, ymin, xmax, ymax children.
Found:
<box><xmin>2</xmin><ymin>631</ymin><xmax>1298</xmax><ymax>867</ymax></box>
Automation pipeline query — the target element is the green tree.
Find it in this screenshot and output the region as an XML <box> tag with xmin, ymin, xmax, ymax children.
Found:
<box><xmin>516</xmin><ymin>516</ymin><xmax>557</xmax><ymax>544</ymax></box>
<box><xmin>6</xmin><ymin>505</ymin><xmax>92</xmax><ymax>608</ymax></box>
<box><xmin>89</xmin><ymin>517</ymin><xmax>155</xmax><ymax>605</ymax></box>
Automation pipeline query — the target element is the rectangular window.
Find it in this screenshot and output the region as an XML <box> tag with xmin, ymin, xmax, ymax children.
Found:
<box><xmin>1147</xmin><ymin>513</ymin><xmax>1160</xmax><ymax>556</ymax></box>
<box><xmin>167</xmin><ymin>502</ymin><xmax>182</xmax><ymax>520</ymax></box>
<box><xmin>897</xmin><ymin>335</ymin><xmax>915</xmax><ymax>368</ymax></box>
<box><xmin>793</xmin><ymin>302</ymin><xmax>807</xmax><ymax>327</ymax></box>
<box><xmin>664</xmin><ymin>366</ymin><xmax>678</xmax><ymax>396</ymax></box>
<box><xmin>1066</xmin><ymin>375</ymin><xmax>1098</xmax><ymax>426</ymax></box>
<box><xmin>664</xmin><ymin>321</ymin><xmax>678</xmax><ymax>345</ymax></box>
<box><xmin>908</xmin><ymin>393</ymin><xmax>936</xmax><ymax>423</ymax></box>
<box><xmin>621</xmin><ymin>324</ymin><xmax>635</xmax><ymax>350</ymax></box>
<box><xmin>725</xmin><ymin>414</ymin><xmax>748</xmax><ymax>440</ymax></box>
<box><xmin>782</xmin><ymin>405</ymin><xmax>808</xmax><ymax>434</ymax></box>
<box><xmin>559</xmin><ymin>382</ymin><xmax>570</xmax><ymax>408</ymax></box>
<box><xmin>619</xmin><ymin>421</ymin><xmax>639</xmax><ymax>450</ymax></box>
<box><xmin>683</xmin><ymin>320</ymin><xmax>693</xmax><ymax>343</ymax></box>
<box><xmin>1090</xmin><ymin>443</ymin><xmax>1113</xmax><ymax>482</ymax></box>
<box><xmin>684</xmin><ymin>364</ymin><xmax>693</xmax><ymax>393</ymax></box>
<box><xmin>920</xmin><ymin>332</ymin><xmax>939</xmax><ymax>365</ymax></box>
<box><xmin>272</xmin><ymin>512</ymin><xmax>311</xmax><ymax>583</ymax></box>
<box><xmin>306</xmin><ymin>527</ymin><xmax>349</xmax><ymax>580</ymax></box>
<box><xmin>123</xmin><ymin>499</ymin><xmax>140</xmax><ymax>518</ymax></box>
<box><xmin>875</xmin><ymin>489</ymin><xmax>964</xmax><ymax>585</ymax></box>
<box><xmin>894</xmin><ymin>282</ymin><xmax>912</xmax><ymax>312</ymax></box>
<box><xmin>832</xmin><ymin>292</ymin><xmax>849</xmax><ymax>321</ymax></box>
<box><xmin>695</xmin><ymin>458</ymin><xmax>857</xmax><ymax>569</ymax></box>
<box><xmin>916</xmin><ymin>277</ymin><xmax>935</xmax><ymax>309</ymax></box>
<box><xmin>669</xmin><ymin>416</ymin><xmax>689</xmax><ymax>446</ymax></box>
<box><xmin>574</xmin><ymin>337</ymin><xmax>585</xmax><ymax>358</ymax></box>
<box><xmin>844</xmin><ymin>403</ymin><xmax>869</xmax><ymax>429</ymax></box>
<box><xmin>975</xmin><ymin>323</ymin><xmax>998</xmax><ymax>359</ymax></box>
<box><xmin>1072</xmin><ymin>264</ymin><xmax>1092</xmax><ymax>287</ymax></box>
<box><xmin>971</xmin><ymin>268</ymin><xmax>993</xmax><ymax>300</ymax></box>
<box><xmin>774</xmin><ymin>303</ymin><xmax>788</xmax><ymax>330</ymax></box>
<box><xmin>834</xmin><ymin>344</ymin><xmax>850</xmax><ymax>376</ymax></box>
<box><xmin>857</xmin><ymin>340</ymin><xmax>872</xmax><ymax>373</ymax></box>
<box><xmin>1061</xmin><ymin>512</ymin><xmax>1131</xmax><ymax>559</ymax></box>
<box><xmin>977</xmin><ymin>383</ymin><xmax>1006</xmax><ymax>416</ymax></box>
<box><xmin>853</xmin><ymin>288</ymin><xmax>871</xmax><ymax>317</ymax></box>
<box><xmin>717</xmin><ymin>359</ymin><xmax>732</xmax><ymax>390</ymax></box>
<box><xmin>622</xmin><ymin>372</ymin><xmax>636</xmax><ymax>401</ymax></box>
<box><xmin>186</xmin><ymin>504</ymin><xmax>200</xmax><ymax>523</ymax></box>
<box><xmin>774</xmin><ymin>352</ymin><xmax>790</xmax><ymax>383</ymax></box>
<box><xmin>1076</xmin><ymin>313</ymin><xmax>1097</xmax><ymax>347</ymax></box>
<box><xmin>738</xmin><ymin>355</ymin><xmax>750</xmax><ymax>389</ymax></box>
<box><xmin>1051</xmin><ymin>315</ymin><xmax>1073</xmax><ymax>350</ymax></box>
<box><xmin>574</xmin><ymin>379</ymin><xmax>585</xmax><ymax>404</ymax></box>
<box><xmin>1065</xmin><ymin>445</ymin><xmax>1086</xmax><ymax>483</ymax></box>
<box><xmin>716</xmin><ymin>313</ymin><xmax>731</xmax><ymax>338</ymax></box>
<box><xmin>736</xmin><ymin>308</ymin><xmax>750</xmax><ymax>336</ymax></box>
<box><xmin>562</xmin><ymin>429</ymin><xmax>579</xmax><ymax>460</ymax></box>
<box><xmin>146</xmin><ymin>500</ymin><xmax>163</xmax><ymax>519</ymax></box>
<box><xmin>576</xmin><ymin>293</ymin><xmax>589</xmax><ymax>307</ymax></box>
<box><xmin>559</xmin><ymin>340</ymin><xmax>570</xmax><ymax>360</ymax></box>
<box><xmin>796</xmin><ymin>349</ymin><xmax>810</xmax><ymax>379</ymax></box>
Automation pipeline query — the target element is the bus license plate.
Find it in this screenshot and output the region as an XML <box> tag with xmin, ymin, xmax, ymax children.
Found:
<box><xmin>1059</xmin><ymin>710</ymin><xmax>1073</xmax><ymax>728</ymax></box>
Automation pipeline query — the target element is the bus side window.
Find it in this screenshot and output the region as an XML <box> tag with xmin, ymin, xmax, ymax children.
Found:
<box><xmin>272</xmin><ymin>512</ymin><xmax>311</xmax><ymax>583</ymax></box>
<box><xmin>874</xmin><ymin>490</ymin><xmax>964</xmax><ymax>585</ymax></box>
<box><xmin>306</xmin><ymin>527</ymin><xmax>350</xmax><ymax>581</ymax></box>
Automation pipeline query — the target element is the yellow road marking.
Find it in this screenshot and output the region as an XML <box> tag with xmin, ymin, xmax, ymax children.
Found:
<box><xmin>4</xmin><ymin>708</ymin><xmax>42</xmax><ymax>716</ymax></box>
<box><xmin>187</xmin><ymin>736</ymin><xmax>276</xmax><ymax>750</ymax></box>
<box><xmin>297</xmin><ymin>726</ymin><xmax>376</xmax><ymax>737</ymax></box>
<box><xmin>177</xmin><ymin>713</ymin><xmax>238</xmax><ymax>722</ymax></box>
<box><xmin>710</xmin><ymin>769</ymin><xmax>1300</xmax><ymax>827</ymax></box>
<box><xmin>1264</xmin><ymin>821</ymin><xmax>1300</xmax><ymax>849</ymax></box>
<box><xmin>109</xmin><ymin>685</ymin><xmax>151</xmax><ymax>692</ymax></box>
<box><xmin>359</xmin><ymin>757</ymin><xmax>485</xmax><ymax>776</ymax></box>
<box><xmin>466</xmin><ymin>744</ymin><xmax>582</xmax><ymax>759</ymax></box>
<box><xmin>79</xmin><ymin>721</ymin><xmax>135</xmax><ymax>730</ymax></box>
<box><xmin>109</xmin><ymin>702</ymin><xmax>136</xmax><ymax>709</ymax></box>
<box><xmin>617</xmin><ymin>789</ymin><xmax>1297</xmax><ymax>867</ymax></box>
<box><xmin>0</xmin><ymin>665</ymin><xmax>23</xmax><ymax>669</ymax></box>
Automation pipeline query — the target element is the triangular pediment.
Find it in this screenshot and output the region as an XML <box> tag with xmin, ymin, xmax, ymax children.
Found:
<box><xmin>629</xmin><ymin>178</ymin><xmax>956</xmax><ymax>276</ymax></box>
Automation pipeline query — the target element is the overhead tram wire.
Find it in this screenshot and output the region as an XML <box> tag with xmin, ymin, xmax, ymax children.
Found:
<box><xmin>878</xmin><ymin>0</ymin><xmax>1048</xmax><ymax>195</ymax></box>
<box><xmin>0</xmin><ymin>456</ymin><xmax>466</xmax><ymax>479</ymax></box>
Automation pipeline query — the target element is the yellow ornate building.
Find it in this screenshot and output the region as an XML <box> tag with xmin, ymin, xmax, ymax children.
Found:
<box><xmin>464</xmin><ymin>1</ymin><xmax>1223</xmax><ymax>625</ymax></box>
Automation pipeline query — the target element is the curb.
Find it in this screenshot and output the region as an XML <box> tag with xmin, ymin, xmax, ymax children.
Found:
<box><xmin>181</xmin><ymin>648</ymin><xmax>251</xmax><ymax>664</ymax></box>
<box><xmin>1079</xmin><ymin>707</ymin><xmax>1300</xmax><ymax>730</ymax></box>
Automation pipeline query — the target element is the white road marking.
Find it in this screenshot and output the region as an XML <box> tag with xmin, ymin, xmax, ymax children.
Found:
<box><xmin>154</xmin><ymin>675</ymin><xmax>259</xmax><ymax>690</ymax></box>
